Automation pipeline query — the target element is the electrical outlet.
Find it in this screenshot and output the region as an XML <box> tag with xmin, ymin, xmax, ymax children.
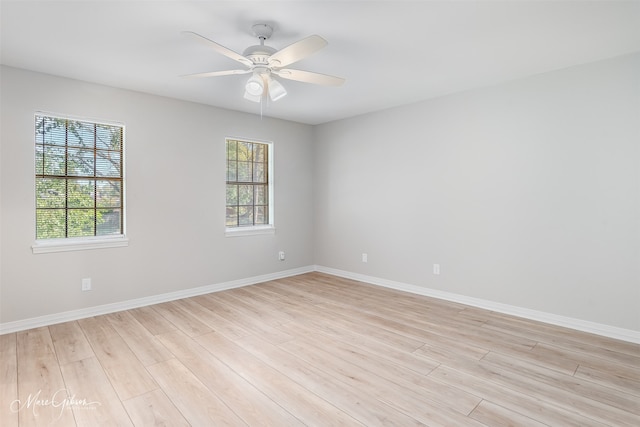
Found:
<box><xmin>362</xmin><ymin>253</ymin><xmax>368</xmax><ymax>263</ymax></box>
<box><xmin>278</xmin><ymin>251</ymin><xmax>285</xmax><ymax>261</ymax></box>
<box><xmin>81</xmin><ymin>278</ymin><xmax>92</xmax><ymax>291</ymax></box>
<box><xmin>433</xmin><ymin>264</ymin><xmax>440</xmax><ymax>275</ymax></box>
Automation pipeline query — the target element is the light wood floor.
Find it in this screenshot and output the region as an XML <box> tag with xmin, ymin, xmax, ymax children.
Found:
<box><xmin>1</xmin><ymin>272</ymin><xmax>639</xmax><ymax>426</ymax></box>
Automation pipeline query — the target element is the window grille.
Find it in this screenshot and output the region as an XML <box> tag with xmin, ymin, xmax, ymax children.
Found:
<box><xmin>35</xmin><ymin>115</ymin><xmax>124</xmax><ymax>239</ymax></box>
<box><xmin>225</xmin><ymin>139</ymin><xmax>270</xmax><ymax>228</ymax></box>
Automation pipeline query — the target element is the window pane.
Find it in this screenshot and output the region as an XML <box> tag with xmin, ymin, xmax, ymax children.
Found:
<box><xmin>226</xmin><ymin>140</ymin><xmax>237</xmax><ymax>160</ymax></box>
<box><xmin>226</xmin><ymin>206</ymin><xmax>238</xmax><ymax>226</ymax></box>
<box><xmin>36</xmin><ymin>178</ymin><xmax>66</xmax><ymax>208</ymax></box>
<box><xmin>97</xmin><ymin>209</ymin><xmax>121</xmax><ymax>235</ymax></box>
<box><xmin>255</xmin><ymin>206</ymin><xmax>267</xmax><ymax>224</ymax></box>
<box><xmin>41</xmin><ymin>117</ymin><xmax>66</xmax><ymax>146</ymax></box>
<box><xmin>253</xmin><ymin>144</ymin><xmax>265</xmax><ymax>162</ymax></box>
<box><xmin>35</xmin><ymin>116</ymin><xmax>46</xmax><ymax>144</ymax></box>
<box><xmin>96</xmin><ymin>180</ymin><xmax>121</xmax><ymax>208</ymax></box>
<box><xmin>68</xmin><ymin>209</ymin><xmax>96</xmax><ymax>237</ymax></box>
<box><xmin>237</xmin><ymin>141</ymin><xmax>252</xmax><ymax>161</ymax></box>
<box><xmin>43</xmin><ymin>145</ymin><xmax>65</xmax><ymax>175</ymax></box>
<box><xmin>227</xmin><ymin>161</ymin><xmax>237</xmax><ymax>181</ymax></box>
<box><xmin>238</xmin><ymin>206</ymin><xmax>253</xmax><ymax>226</ymax></box>
<box><xmin>238</xmin><ymin>185</ymin><xmax>253</xmax><ymax>206</ymax></box>
<box><xmin>96</xmin><ymin>125</ymin><xmax>121</xmax><ymax>150</ymax></box>
<box><xmin>254</xmin><ymin>185</ymin><xmax>267</xmax><ymax>205</ymax></box>
<box><xmin>237</xmin><ymin>161</ymin><xmax>252</xmax><ymax>182</ymax></box>
<box><xmin>68</xmin><ymin>148</ymin><xmax>95</xmax><ymax>176</ymax></box>
<box><xmin>35</xmin><ymin>145</ymin><xmax>45</xmax><ymax>175</ymax></box>
<box><xmin>254</xmin><ymin>163</ymin><xmax>265</xmax><ymax>182</ymax></box>
<box><xmin>68</xmin><ymin>180</ymin><xmax>95</xmax><ymax>208</ymax></box>
<box><xmin>36</xmin><ymin>209</ymin><xmax>66</xmax><ymax>239</ymax></box>
<box><xmin>96</xmin><ymin>150</ymin><xmax>121</xmax><ymax>177</ymax></box>
<box><xmin>67</xmin><ymin>121</ymin><xmax>94</xmax><ymax>147</ymax></box>
<box><xmin>226</xmin><ymin>184</ymin><xmax>238</xmax><ymax>205</ymax></box>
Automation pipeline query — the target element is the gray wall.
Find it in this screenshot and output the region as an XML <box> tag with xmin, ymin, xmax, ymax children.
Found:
<box><xmin>313</xmin><ymin>53</ymin><xmax>640</xmax><ymax>331</ymax></box>
<box><xmin>0</xmin><ymin>66</ymin><xmax>315</xmax><ymax>323</ymax></box>
<box><xmin>2</xmin><ymin>53</ymin><xmax>639</xmax><ymax>333</ymax></box>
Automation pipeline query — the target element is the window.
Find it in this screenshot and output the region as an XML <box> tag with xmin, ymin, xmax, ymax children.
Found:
<box><xmin>225</xmin><ymin>138</ymin><xmax>273</xmax><ymax>234</ymax></box>
<box><xmin>33</xmin><ymin>114</ymin><xmax>126</xmax><ymax>252</ymax></box>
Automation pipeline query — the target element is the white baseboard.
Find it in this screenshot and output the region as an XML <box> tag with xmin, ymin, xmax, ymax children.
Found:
<box><xmin>3</xmin><ymin>264</ymin><xmax>638</xmax><ymax>344</ymax></box>
<box><xmin>315</xmin><ymin>265</ymin><xmax>640</xmax><ymax>345</ymax></box>
<box><xmin>0</xmin><ymin>265</ymin><xmax>314</xmax><ymax>335</ymax></box>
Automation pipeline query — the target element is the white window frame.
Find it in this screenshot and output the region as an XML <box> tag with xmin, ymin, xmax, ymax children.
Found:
<box><xmin>31</xmin><ymin>112</ymin><xmax>128</xmax><ymax>254</ymax></box>
<box><xmin>224</xmin><ymin>137</ymin><xmax>275</xmax><ymax>237</ymax></box>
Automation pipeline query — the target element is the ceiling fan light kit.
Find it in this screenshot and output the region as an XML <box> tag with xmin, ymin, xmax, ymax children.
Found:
<box><xmin>183</xmin><ymin>23</ymin><xmax>344</xmax><ymax>104</ymax></box>
<box><xmin>267</xmin><ymin>76</ymin><xmax>287</xmax><ymax>101</ymax></box>
<box><xmin>245</xmin><ymin>74</ymin><xmax>264</xmax><ymax>96</ymax></box>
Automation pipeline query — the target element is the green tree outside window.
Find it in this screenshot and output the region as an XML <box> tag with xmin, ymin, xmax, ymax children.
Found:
<box><xmin>35</xmin><ymin>115</ymin><xmax>124</xmax><ymax>239</ymax></box>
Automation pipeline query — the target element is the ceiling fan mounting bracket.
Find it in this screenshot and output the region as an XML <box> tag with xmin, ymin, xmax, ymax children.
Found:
<box><xmin>251</xmin><ymin>23</ymin><xmax>273</xmax><ymax>41</ymax></box>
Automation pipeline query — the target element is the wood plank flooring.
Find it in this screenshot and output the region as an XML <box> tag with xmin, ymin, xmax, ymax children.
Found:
<box><xmin>1</xmin><ymin>272</ymin><xmax>639</xmax><ymax>426</ymax></box>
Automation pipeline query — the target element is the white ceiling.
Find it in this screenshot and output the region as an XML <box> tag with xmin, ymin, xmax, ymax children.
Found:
<box><xmin>2</xmin><ymin>1</ymin><xmax>639</xmax><ymax>125</ymax></box>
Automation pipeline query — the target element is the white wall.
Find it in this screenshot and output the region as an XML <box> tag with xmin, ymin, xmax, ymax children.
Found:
<box><xmin>0</xmin><ymin>66</ymin><xmax>315</xmax><ymax>324</ymax></box>
<box><xmin>313</xmin><ymin>53</ymin><xmax>640</xmax><ymax>332</ymax></box>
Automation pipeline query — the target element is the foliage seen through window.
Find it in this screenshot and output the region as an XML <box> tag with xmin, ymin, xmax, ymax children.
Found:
<box><xmin>226</xmin><ymin>139</ymin><xmax>269</xmax><ymax>228</ymax></box>
<box><xmin>35</xmin><ymin>115</ymin><xmax>124</xmax><ymax>239</ymax></box>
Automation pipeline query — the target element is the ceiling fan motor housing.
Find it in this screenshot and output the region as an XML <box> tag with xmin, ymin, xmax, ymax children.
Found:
<box><xmin>242</xmin><ymin>45</ymin><xmax>277</xmax><ymax>65</ymax></box>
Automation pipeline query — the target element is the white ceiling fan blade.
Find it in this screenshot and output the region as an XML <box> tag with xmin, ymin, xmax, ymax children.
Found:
<box><xmin>182</xmin><ymin>69</ymin><xmax>251</xmax><ymax>78</ymax></box>
<box><xmin>182</xmin><ymin>31</ymin><xmax>253</xmax><ymax>67</ymax></box>
<box><xmin>268</xmin><ymin>35</ymin><xmax>327</xmax><ymax>68</ymax></box>
<box><xmin>275</xmin><ymin>69</ymin><xmax>345</xmax><ymax>87</ymax></box>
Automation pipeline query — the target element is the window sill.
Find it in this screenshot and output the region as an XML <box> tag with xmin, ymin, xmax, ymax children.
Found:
<box><xmin>32</xmin><ymin>236</ymin><xmax>129</xmax><ymax>254</ymax></box>
<box><xmin>225</xmin><ymin>226</ymin><xmax>275</xmax><ymax>237</ymax></box>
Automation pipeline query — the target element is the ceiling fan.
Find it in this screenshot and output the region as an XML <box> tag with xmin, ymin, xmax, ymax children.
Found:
<box><xmin>182</xmin><ymin>23</ymin><xmax>345</xmax><ymax>103</ymax></box>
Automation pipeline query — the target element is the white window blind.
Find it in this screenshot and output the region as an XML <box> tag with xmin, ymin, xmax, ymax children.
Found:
<box><xmin>35</xmin><ymin>115</ymin><xmax>124</xmax><ymax>240</ymax></box>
